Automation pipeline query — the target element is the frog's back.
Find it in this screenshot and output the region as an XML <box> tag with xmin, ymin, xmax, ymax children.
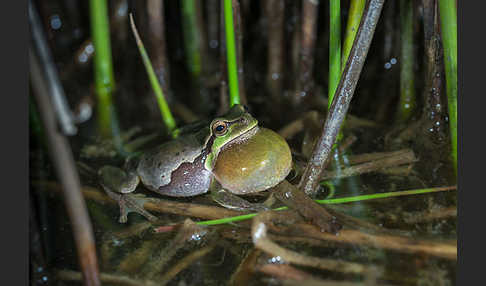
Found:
<box><xmin>136</xmin><ymin>133</ymin><xmax>212</xmax><ymax>197</ymax></box>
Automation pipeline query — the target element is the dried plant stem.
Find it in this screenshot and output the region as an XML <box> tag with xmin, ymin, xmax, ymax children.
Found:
<box><xmin>320</xmin><ymin>149</ymin><xmax>417</xmax><ymax>180</ymax></box>
<box><xmin>299</xmin><ymin>0</ymin><xmax>385</xmax><ymax>196</ymax></box>
<box><xmin>158</xmin><ymin>245</ymin><xmax>215</xmax><ymax>285</ymax></box>
<box><xmin>147</xmin><ymin>0</ymin><xmax>170</xmax><ymax>95</ymax></box>
<box><xmin>37</xmin><ymin>181</ymin><xmax>244</xmax><ymax>220</ymax></box>
<box><xmin>56</xmin><ymin>269</ymin><xmax>157</xmax><ymax>286</ymax></box>
<box><xmin>30</xmin><ymin>52</ymin><xmax>100</xmax><ymax>286</ymax></box>
<box><xmin>252</xmin><ymin>211</ymin><xmax>372</xmax><ymax>274</ymax></box>
<box><xmin>422</xmin><ymin>0</ymin><xmax>445</xmax><ymax>137</ymax></box>
<box><xmin>295</xmin><ymin>0</ymin><xmax>319</xmax><ymax>104</ymax></box>
<box><xmin>266</xmin><ymin>0</ymin><xmax>285</xmax><ymax>102</ymax></box>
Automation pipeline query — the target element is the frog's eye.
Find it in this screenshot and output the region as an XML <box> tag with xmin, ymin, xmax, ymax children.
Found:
<box><xmin>212</xmin><ymin>121</ymin><xmax>228</xmax><ymax>136</ymax></box>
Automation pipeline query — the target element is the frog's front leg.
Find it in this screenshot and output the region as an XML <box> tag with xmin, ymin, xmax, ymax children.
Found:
<box><xmin>209</xmin><ymin>180</ymin><xmax>269</xmax><ymax>212</ymax></box>
<box><xmin>98</xmin><ymin>166</ymin><xmax>158</xmax><ymax>223</ymax></box>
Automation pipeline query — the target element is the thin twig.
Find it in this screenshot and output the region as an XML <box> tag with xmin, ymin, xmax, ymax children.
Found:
<box><xmin>147</xmin><ymin>0</ymin><xmax>170</xmax><ymax>97</ymax></box>
<box><xmin>266</xmin><ymin>0</ymin><xmax>285</xmax><ymax>102</ymax></box>
<box><xmin>56</xmin><ymin>269</ymin><xmax>158</xmax><ymax>286</ymax></box>
<box><xmin>299</xmin><ymin>0</ymin><xmax>386</xmax><ymax>196</ymax></box>
<box><xmin>30</xmin><ymin>51</ymin><xmax>100</xmax><ymax>285</ymax></box>
<box><xmin>29</xmin><ymin>0</ymin><xmax>77</xmax><ymax>135</ymax></box>
<box><xmin>36</xmin><ymin>181</ymin><xmax>244</xmax><ymax>220</ymax></box>
<box><xmin>321</xmin><ymin>149</ymin><xmax>417</xmax><ymax>180</ymax></box>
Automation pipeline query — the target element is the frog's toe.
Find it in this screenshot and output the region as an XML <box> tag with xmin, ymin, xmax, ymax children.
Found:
<box><xmin>118</xmin><ymin>193</ymin><xmax>158</xmax><ymax>223</ymax></box>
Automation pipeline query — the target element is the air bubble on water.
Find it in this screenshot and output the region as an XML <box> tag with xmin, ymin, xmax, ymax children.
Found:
<box><xmin>384</xmin><ymin>62</ymin><xmax>392</xmax><ymax>69</ymax></box>
<box><xmin>50</xmin><ymin>14</ymin><xmax>61</xmax><ymax>30</ymax></box>
<box><xmin>390</xmin><ymin>58</ymin><xmax>397</xmax><ymax>64</ymax></box>
<box><xmin>79</xmin><ymin>54</ymin><xmax>88</xmax><ymax>63</ymax></box>
<box><xmin>210</xmin><ymin>40</ymin><xmax>218</xmax><ymax>49</ymax></box>
<box><xmin>86</xmin><ymin>43</ymin><xmax>94</xmax><ymax>54</ymax></box>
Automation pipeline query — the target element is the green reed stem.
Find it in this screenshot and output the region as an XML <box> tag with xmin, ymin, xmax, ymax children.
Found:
<box><xmin>328</xmin><ymin>0</ymin><xmax>341</xmax><ymax>109</ymax></box>
<box><xmin>438</xmin><ymin>0</ymin><xmax>457</xmax><ymax>172</ymax></box>
<box><xmin>181</xmin><ymin>0</ymin><xmax>202</xmax><ymax>79</ymax></box>
<box><xmin>397</xmin><ymin>0</ymin><xmax>416</xmax><ymax>123</ymax></box>
<box><xmin>341</xmin><ymin>0</ymin><xmax>365</xmax><ymax>73</ymax></box>
<box><xmin>196</xmin><ymin>186</ymin><xmax>456</xmax><ymax>226</ymax></box>
<box><xmin>224</xmin><ymin>0</ymin><xmax>241</xmax><ymax>106</ymax></box>
<box><xmin>90</xmin><ymin>0</ymin><xmax>115</xmax><ymax>138</ymax></box>
<box><xmin>130</xmin><ymin>14</ymin><xmax>176</xmax><ymax>134</ymax></box>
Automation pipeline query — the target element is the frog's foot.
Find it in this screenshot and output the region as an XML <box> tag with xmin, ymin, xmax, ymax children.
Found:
<box><xmin>98</xmin><ymin>166</ymin><xmax>157</xmax><ymax>223</ymax></box>
<box><xmin>105</xmin><ymin>190</ymin><xmax>158</xmax><ymax>223</ymax></box>
<box><xmin>210</xmin><ymin>189</ymin><xmax>269</xmax><ymax>212</ymax></box>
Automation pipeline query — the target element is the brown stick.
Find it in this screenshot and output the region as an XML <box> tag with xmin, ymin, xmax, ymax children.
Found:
<box><xmin>299</xmin><ymin>0</ymin><xmax>386</xmax><ymax>196</ymax></box>
<box><xmin>294</xmin><ymin>0</ymin><xmax>319</xmax><ymax>104</ymax></box>
<box><xmin>219</xmin><ymin>0</ymin><xmax>229</xmax><ymax>114</ymax></box>
<box><xmin>321</xmin><ymin>149</ymin><xmax>417</xmax><ymax>180</ymax></box>
<box><xmin>56</xmin><ymin>269</ymin><xmax>158</xmax><ymax>286</ymax></box>
<box><xmin>421</xmin><ymin>0</ymin><xmax>446</xmax><ymax>137</ymax></box>
<box><xmin>273</xmin><ymin>180</ymin><xmax>341</xmax><ymax>233</ymax></box>
<box><xmin>158</xmin><ymin>245</ymin><xmax>215</xmax><ymax>285</ymax></box>
<box><xmin>266</xmin><ymin>0</ymin><xmax>285</xmax><ymax>102</ymax></box>
<box><xmin>252</xmin><ymin>211</ymin><xmax>373</xmax><ymax>274</ymax></box>
<box><xmin>37</xmin><ymin>181</ymin><xmax>245</xmax><ymax>220</ymax></box>
<box><xmin>147</xmin><ymin>0</ymin><xmax>170</xmax><ymax>97</ymax></box>
<box><xmin>30</xmin><ymin>50</ymin><xmax>100</xmax><ymax>285</ymax></box>
<box><xmin>290</xmin><ymin>224</ymin><xmax>457</xmax><ymax>260</ymax></box>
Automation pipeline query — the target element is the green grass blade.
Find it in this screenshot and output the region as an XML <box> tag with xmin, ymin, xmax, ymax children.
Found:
<box><xmin>342</xmin><ymin>0</ymin><xmax>365</xmax><ymax>73</ymax></box>
<box><xmin>397</xmin><ymin>0</ymin><xmax>416</xmax><ymax>123</ymax></box>
<box><xmin>328</xmin><ymin>0</ymin><xmax>342</xmax><ymax>109</ymax></box>
<box><xmin>438</xmin><ymin>0</ymin><xmax>457</xmax><ymax>172</ymax></box>
<box><xmin>129</xmin><ymin>14</ymin><xmax>176</xmax><ymax>134</ymax></box>
<box><xmin>90</xmin><ymin>0</ymin><xmax>115</xmax><ymax>138</ymax></box>
<box><xmin>224</xmin><ymin>0</ymin><xmax>241</xmax><ymax>106</ymax></box>
<box><xmin>196</xmin><ymin>186</ymin><xmax>456</xmax><ymax>226</ymax></box>
<box><xmin>181</xmin><ymin>0</ymin><xmax>202</xmax><ymax>79</ymax></box>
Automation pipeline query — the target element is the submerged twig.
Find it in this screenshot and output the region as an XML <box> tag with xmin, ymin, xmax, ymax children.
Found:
<box><xmin>299</xmin><ymin>0</ymin><xmax>385</xmax><ymax>196</ymax></box>
<box><xmin>158</xmin><ymin>245</ymin><xmax>214</xmax><ymax>285</ymax></box>
<box><xmin>30</xmin><ymin>51</ymin><xmax>100</xmax><ymax>285</ymax></box>
<box><xmin>56</xmin><ymin>269</ymin><xmax>157</xmax><ymax>286</ymax></box>
<box><xmin>252</xmin><ymin>211</ymin><xmax>373</xmax><ymax>274</ymax></box>
<box><xmin>321</xmin><ymin>149</ymin><xmax>417</xmax><ymax>180</ymax></box>
<box><xmin>38</xmin><ymin>181</ymin><xmax>244</xmax><ymax>220</ymax></box>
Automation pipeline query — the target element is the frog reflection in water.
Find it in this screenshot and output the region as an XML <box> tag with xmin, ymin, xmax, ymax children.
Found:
<box><xmin>99</xmin><ymin>105</ymin><xmax>292</xmax><ymax>223</ymax></box>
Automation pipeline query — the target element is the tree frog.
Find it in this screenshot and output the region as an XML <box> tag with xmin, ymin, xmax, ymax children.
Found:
<box><xmin>99</xmin><ymin>105</ymin><xmax>292</xmax><ymax>223</ymax></box>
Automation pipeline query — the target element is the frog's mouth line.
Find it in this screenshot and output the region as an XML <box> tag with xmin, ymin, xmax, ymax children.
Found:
<box><xmin>224</xmin><ymin>124</ymin><xmax>259</xmax><ymax>149</ymax></box>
